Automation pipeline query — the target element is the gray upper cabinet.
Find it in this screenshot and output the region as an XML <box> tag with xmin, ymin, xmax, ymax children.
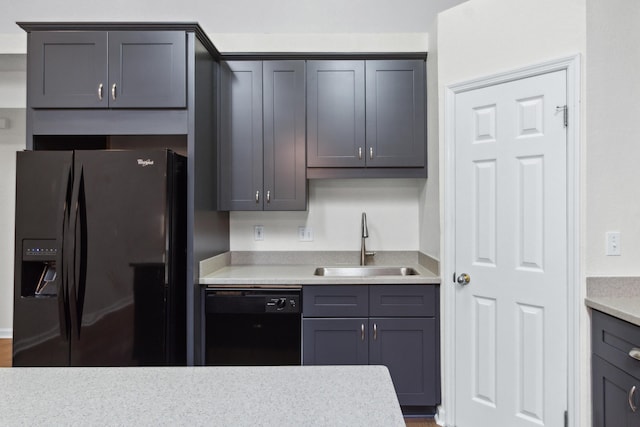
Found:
<box><xmin>219</xmin><ymin>60</ymin><xmax>306</xmax><ymax>211</ymax></box>
<box><xmin>306</xmin><ymin>59</ymin><xmax>426</xmax><ymax>175</ymax></box>
<box><xmin>29</xmin><ymin>31</ymin><xmax>186</xmax><ymax>109</ymax></box>
<box><xmin>365</xmin><ymin>60</ymin><xmax>426</xmax><ymax>167</ymax></box>
<box><xmin>306</xmin><ymin>60</ymin><xmax>365</xmax><ymax>168</ymax></box>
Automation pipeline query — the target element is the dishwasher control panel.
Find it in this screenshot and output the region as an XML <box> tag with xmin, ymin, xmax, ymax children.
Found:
<box><xmin>265</xmin><ymin>295</ymin><xmax>300</xmax><ymax>313</ymax></box>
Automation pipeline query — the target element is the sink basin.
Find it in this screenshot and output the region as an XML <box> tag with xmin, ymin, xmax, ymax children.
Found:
<box><xmin>313</xmin><ymin>266</ymin><xmax>419</xmax><ymax>277</ymax></box>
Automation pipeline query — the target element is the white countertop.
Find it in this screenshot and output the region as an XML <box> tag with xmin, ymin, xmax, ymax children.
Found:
<box><xmin>0</xmin><ymin>365</ymin><xmax>405</xmax><ymax>427</ymax></box>
<box><xmin>199</xmin><ymin>264</ymin><xmax>440</xmax><ymax>286</ymax></box>
<box><xmin>585</xmin><ymin>296</ymin><xmax>640</xmax><ymax>327</ymax></box>
<box><xmin>585</xmin><ymin>277</ymin><xmax>640</xmax><ymax>327</ymax></box>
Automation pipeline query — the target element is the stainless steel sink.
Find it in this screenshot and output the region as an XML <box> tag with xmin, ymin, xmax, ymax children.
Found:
<box><xmin>313</xmin><ymin>266</ymin><xmax>419</xmax><ymax>277</ymax></box>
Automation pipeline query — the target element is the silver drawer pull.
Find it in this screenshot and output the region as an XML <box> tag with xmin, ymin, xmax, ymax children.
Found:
<box><xmin>373</xmin><ymin>323</ymin><xmax>377</xmax><ymax>340</ymax></box>
<box><xmin>98</xmin><ymin>83</ymin><xmax>103</xmax><ymax>101</ymax></box>
<box><xmin>629</xmin><ymin>348</ymin><xmax>640</xmax><ymax>361</ymax></box>
<box><xmin>630</xmin><ymin>386</ymin><xmax>637</xmax><ymax>412</ymax></box>
<box><xmin>369</xmin><ymin>146</ymin><xmax>373</xmax><ymax>159</ymax></box>
<box><xmin>266</xmin><ymin>190</ymin><xmax>271</xmax><ymax>204</ymax></box>
<box><xmin>358</xmin><ymin>147</ymin><xmax>362</xmax><ymax>160</ymax></box>
<box><xmin>361</xmin><ymin>324</ymin><xmax>365</xmax><ymax>341</ymax></box>
<box><xmin>255</xmin><ymin>191</ymin><xmax>260</xmax><ymax>203</ymax></box>
<box><xmin>111</xmin><ymin>83</ymin><xmax>117</xmax><ymax>100</ymax></box>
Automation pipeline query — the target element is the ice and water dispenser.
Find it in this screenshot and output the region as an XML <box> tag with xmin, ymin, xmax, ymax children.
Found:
<box><xmin>21</xmin><ymin>239</ymin><xmax>57</xmax><ymax>297</ymax></box>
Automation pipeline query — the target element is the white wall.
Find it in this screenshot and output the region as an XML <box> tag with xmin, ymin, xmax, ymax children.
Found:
<box><xmin>0</xmin><ymin>109</ymin><xmax>26</xmax><ymax>338</ymax></box>
<box><xmin>231</xmin><ymin>179</ymin><xmax>422</xmax><ymax>251</ymax></box>
<box><xmin>437</xmin><ymin>0</ymin><xmax>587</xmax><ymax>424</ymax></box>
<box><xmin>585</xmin><ymin>0</ymin><xmax>640</xmax><ymax>276</ymax></box>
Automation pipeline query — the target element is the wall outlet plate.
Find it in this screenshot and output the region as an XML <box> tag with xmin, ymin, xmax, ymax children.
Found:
<box><xmin>254</xmin><ymin>225</ymin><xmax>264</xmax><ymax>241</ymax></box>
<box><xmin>606</xmin><ymin>231</ymin><xmax>621</xmax><ymax>256</ymax></box>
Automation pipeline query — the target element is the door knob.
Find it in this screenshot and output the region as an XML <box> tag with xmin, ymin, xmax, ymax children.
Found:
<box><xmin>456</xmin><ymin>273</ymin><xmax>471</xmax><ymax>285</ymax></box>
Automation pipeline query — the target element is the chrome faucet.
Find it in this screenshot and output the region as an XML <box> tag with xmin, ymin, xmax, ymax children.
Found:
<box><xmin>360</xmin><ymin>212</ymin><xmax>376</xmax><ymax>265</ymax></box>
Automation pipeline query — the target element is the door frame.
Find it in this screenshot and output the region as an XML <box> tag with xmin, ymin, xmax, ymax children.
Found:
<box><xmin>440</xmin><ymin>54</ymin><xmax>581</xmax><ymax>427</ymax></box>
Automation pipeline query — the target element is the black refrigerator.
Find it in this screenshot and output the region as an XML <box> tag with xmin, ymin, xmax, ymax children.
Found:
<box><xmin>13</xmin><ymin>149</ymin><xmax>186</xmax><ymax>366</ymax></box>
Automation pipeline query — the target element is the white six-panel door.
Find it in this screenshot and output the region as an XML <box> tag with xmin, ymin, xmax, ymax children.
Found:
<box><xmin>454</xmin><ymin>70</ymin><xmax>567</xmax><ymax>427</ymax></box>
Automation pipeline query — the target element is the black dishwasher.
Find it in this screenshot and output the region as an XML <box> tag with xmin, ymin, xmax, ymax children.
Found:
<box><xmin>204</xmin><ymin>289</ymin><xmax>301</xmax><ymax>366</ymax></box>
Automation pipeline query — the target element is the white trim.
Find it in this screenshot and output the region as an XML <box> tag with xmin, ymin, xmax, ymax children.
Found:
<box><xmin>441</xmin><ymin>54</ymin><xmax>581</xmax><ymax>427</ymax></box>
<box><xmin>0</xmin><ymin>328</ymin><xmax>12</xmax><ymax>339</ymax></box>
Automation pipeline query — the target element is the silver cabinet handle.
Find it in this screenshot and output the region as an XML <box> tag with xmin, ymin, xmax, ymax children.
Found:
<box><xmin>111</xmin><ymin>83</ymin><xmax>117</xmax><ymax>100</ymax></box>
<box><xmin>629</xmin><ymin>348</ymin><xmax>640</xmax><ymax>361</ymax></box>
<box><xmin>358</xmin><ymin>147</ymin><xmax>362</xmax><ymax>160</ymax></box>
<box><xmin>373</xmin><ymin>323</ymin><xmax>377</xmax><ymax>341</ymax></box>
<box><xmin>361</xmin><ymin>324</ymin><xmax>365</xmax><ymax>341</ymax></box>
<box><xmin>630</xmin><ymin>386</ymin><xmax>637</xmax><ymax>412</ymax></box>
<box><xmin>266</xmin><ymin>190</ymin><xmax>271</xmax><ymax>204</ymax></box>
<box><xmin>255</xmin><ymin>191</ymin><xmax>260</xmax><ymax>203</ymax></box>
<box><xmin>369</xmin><ymin>147</ymin><xmax>373</xmax><ymax>159</ymax></box>
<box><xmin>98</xmin><ymin>83</ymin><xmax>103</xmax><ymax>101</ymax></box>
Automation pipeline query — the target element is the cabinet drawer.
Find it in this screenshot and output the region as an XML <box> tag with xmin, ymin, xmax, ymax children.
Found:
<box><xmin>303</xmin><ymin>286</ymin><xmax>368</xmax><ymax>317</ymax></box>
<box><xmin>592</xmin><ymin>309</ymin><xmax>640</xmax><ymax>376</ymax></box>
<box><xmin>370</xmin><ymin>285</ymin><xmax>437</xmax><ymax>317</ymax></box>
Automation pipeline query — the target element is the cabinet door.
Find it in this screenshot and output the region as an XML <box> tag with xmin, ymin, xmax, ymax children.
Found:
<box><xmin>307</xmin><ymin>60</ymin><xmax>365</xmax><ymax>167</ymax></box>
<box><xmin>593</xmin><ymin>355</ymin><xmax>640</xmax><ymax>427</ymax></box>
<box><xmin>29</xmin><ymin>31</ymin><xmax>108</xmax><ymax>108</ymax></box>
<box><xmin>263</xmin><ymin>61</ymin><xmax>307</xmax><ymax>210</ymax></box>
<box><xmin>108</xmin><ymin>31</ymin><xmax>186</xmax><ymax>108</ymax></box>
<box><xmin>369</xmin><ymin>285</ymin><xmax>437</xmax><ymax>317</ymax></box>
<box><xmin>369</xmin><ymin>318</ymin><xmax>439</xmax><ymax>406</ymax></box>
<box><xmin>303</xmin><ymin>318</ymin><xmax>368</xmax><ymax>365</ymax></box>
<box><xmin>302</xmin><ymin>285</ymin><xmax>368</xmax><ymax>317</ymax></box>
<box><xmin>365</xmin><ymin>60</ymin><xmax>426</xmax><ymax>167</ymax></box>
<box><xmin>219</xmin><ymin>61</ymin><xmax>264</xmax><ymax>211</ymax></box>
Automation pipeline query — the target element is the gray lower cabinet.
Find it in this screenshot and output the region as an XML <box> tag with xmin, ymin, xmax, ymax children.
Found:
<box><xmin>592</xmin><ymin>309</ymin><xmax>640</xmax><ymax>427</ymax></box>
<box><xmin>219</xmin><ymin>60</ymin><xmax>306</xmax><ymax>211</ymax></box>
<box><xmin>302</xmin><ymin>285</ymin><xmax>440</xmax><ymax>409</ymax></box>
<box><xmin>28</xmin><ymin>31</ymin><xmax>187</xmax><ymax>109</ymax></box>
<box><xmin>306</xmin><ymin>59</ymin><xmax>426</xmax><ymax>172</ymax></box>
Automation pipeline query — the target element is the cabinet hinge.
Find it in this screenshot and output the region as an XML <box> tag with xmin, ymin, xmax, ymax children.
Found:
<box><xmin>556</xmin><ymin>105</ymin><xmax>568</xmax><ymax>127</ymax></box>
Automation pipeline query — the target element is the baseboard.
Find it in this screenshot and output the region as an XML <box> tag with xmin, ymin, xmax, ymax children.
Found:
<box><xmin>0</xmin><ymin>329</ymin><xmax>13</xmax><ymax>339</ymax></box>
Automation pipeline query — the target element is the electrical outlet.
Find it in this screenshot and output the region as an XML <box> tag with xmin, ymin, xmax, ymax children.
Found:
<box><xmin>606</xmin><ymin>231</ymin><xmax>621</xmax><ymax>256</ymax></box>
<box><xmin>298</xmin><ymin>227</ymin><xmax>313</xmax><ymax>242</ymax></box>
<box><xmin>254</xmin><ymin>225</ymin><xmax>264</xmax><ymax>241</ymax></box>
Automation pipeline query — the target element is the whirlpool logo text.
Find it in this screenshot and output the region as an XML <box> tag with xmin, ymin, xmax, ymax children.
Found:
<box><xmin>137</xmin><ymin>159</ymin><xmax>154</xmax><ymax>167</ymax></box>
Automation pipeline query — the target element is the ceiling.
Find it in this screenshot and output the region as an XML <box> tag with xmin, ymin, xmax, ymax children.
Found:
<box><xmin>0</xmin><ymin>0</ymin><xmax>469</xmax><ymax>35</ymax></box>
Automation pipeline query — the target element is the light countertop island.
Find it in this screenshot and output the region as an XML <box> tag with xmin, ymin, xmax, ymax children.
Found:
<box><xmin>0</xmin><ymin>365</ymin><xmax>405</xmax><ymax>427</ymax></box>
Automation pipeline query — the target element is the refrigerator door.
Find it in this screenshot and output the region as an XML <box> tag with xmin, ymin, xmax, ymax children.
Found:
<box><xmin>69</xmin><ymin>150</ymin><xmax>173</xmax><ymax>366</ymax></box>
<box><xmin>13</xmin><ymin>151</ymin><xmax>73</xmax><ymax>366</ymax></box>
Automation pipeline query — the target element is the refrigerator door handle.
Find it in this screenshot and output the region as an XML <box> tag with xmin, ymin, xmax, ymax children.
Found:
<box><xmin>67</xmin><ymin>166</ymin><xmax>82</xmax><ymax>339</ymax></box>
<box><xmin>75</xmin><ymin>170</ymin><xmax>88</xmax><ymax>332</ymax></box>
<box><xmin>57</xmin><ymin>164</ymin><xmax>73</xmax><ymax>341</ymax></box>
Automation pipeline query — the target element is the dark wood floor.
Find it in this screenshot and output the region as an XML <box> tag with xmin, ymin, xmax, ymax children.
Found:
<box><xmin>0</xmin><ymin>339</ymin><xmax>11</xmax><ymax>367</ymax></box>
<box><xmin>0</xmin><ymin>338</ymin><xmax>436</xmax><ymax>425</ymax></box>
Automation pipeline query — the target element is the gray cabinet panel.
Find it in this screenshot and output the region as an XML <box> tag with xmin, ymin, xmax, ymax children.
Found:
<box><xmin>365</xmin><ymin>60</ymin><xmax>426</xmax><ymax>167</ymax></box>
<box><xmin>370</xmin><ymin>284</ymin><xmax>437</xmax><ymax>317</ymax></box>
<box><xmin>592</xmin><ymin>355</ymin><xmax>640</xmax><ymax>427</ymax></box>
<box><xmin>592</xmin><ymin>310</ymin><xmax>640</xmax><ymax>426</ymax></box>
<box><xmin>370</xmin><ymin>318</ymin><xmax>439</xmax><ymax>406</ymax></box>
<box><xmin>307</xmin><ymin>60</ymin><xmax>365</xmax><ymax>167</ymax></box>
<box><xmin>263</xmin><ymin>61</ymin><xmax>307</xmax><ymax>210</ymax></box>
<box><xmin>303</xmin><ymin>318</ymin><xmax>368</xmax><ymax>365</ymax></box>
<box><xmin>302</xmin><ymin>285</ymin><xmax>368</xmax><ymax>317</ymax></box>
<box><xmin>220</xmin><ymin>60</ymin><xmax>307</xmax><ymax>211</ymax></box>
<box><xmin>29</xmin><ymin>30</ymin><xmax>186</xmax><ymax>109</ymax></box>
<box><xmin>219</xmin><ymin>61</ymin><xmax>263</xmax><ymax>211</ymax></box>
<box><xmin>108</xmin><ymin>31</ymin><xmax>186</xmax><ymax>108</ymax></box>
<box><xmin>29</xmin><ymin>31</ymin><xmax>108</xmax><ymax>108</ymax></box>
